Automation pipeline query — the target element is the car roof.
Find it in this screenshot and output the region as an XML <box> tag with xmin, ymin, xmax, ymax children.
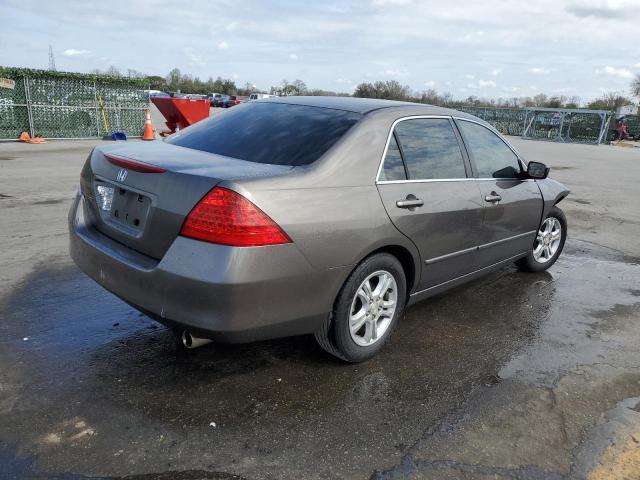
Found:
<box><xmin>254</xmin><ymin>95</ymin><xmax>471</xmax><ymax>117</ymax></box>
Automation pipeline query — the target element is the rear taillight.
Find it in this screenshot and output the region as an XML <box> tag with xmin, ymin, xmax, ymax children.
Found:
<box><xmin>180</xmin><ymin>187</ymin><xmax>291</xmax><ymax>247</ymax></box>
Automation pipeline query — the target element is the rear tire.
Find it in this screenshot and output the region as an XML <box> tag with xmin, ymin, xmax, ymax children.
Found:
<box><xmin>315</xmin><ymin>253</ymin><xmax>406</xmax><ymax>362</ymax></box>
<box><xmin>517</xmin><ymin>206</ymin><xmax>567</xmax><ymax>272</ymax></box>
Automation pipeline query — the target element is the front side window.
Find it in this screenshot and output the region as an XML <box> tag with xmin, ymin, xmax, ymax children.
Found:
<box><xmin>393</xmin><ymin>118</ymin><xmax>467</xmax><ymax>180</ymax></box>
<box><xmin>457</xmin><ymin>120</ymin><xmax>521</xmax><ymax>178</ymax></box>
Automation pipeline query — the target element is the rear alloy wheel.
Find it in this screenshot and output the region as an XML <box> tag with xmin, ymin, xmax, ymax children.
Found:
<box><xmin>315</xmin><ymin>253</ymin><xmax>406</xmax><ymax>362</ymax></box>
<box><xmin>517</xmin><ymin>206</ymin><xmax>567</xmax><ymax>272</ymax></box>
<box><xmin>349</xmin><ymin>271</ymin><xmax>398</xmax><ymax>347</ymax></box>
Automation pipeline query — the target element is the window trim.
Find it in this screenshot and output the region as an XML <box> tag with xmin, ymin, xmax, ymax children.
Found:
<box><xmin>392</xmin><ymin>131</ymin><xmax>410</xmax><ymax>180</ymax></box>
<box><xmin>453</xmin><ymin>117</ymin><xmax>526</xmax><ymax>179</ymax></box>
<box><xmin>376</xmin><ymin>115</ymin><xmax>472</xmax><ymax>184</ymax></box>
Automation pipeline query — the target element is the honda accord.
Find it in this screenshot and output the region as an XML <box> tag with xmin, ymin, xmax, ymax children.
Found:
<box><xmin>69</xmin><ymin>97</ymin><xmax>569</xmax><ymax>362</ymax></box>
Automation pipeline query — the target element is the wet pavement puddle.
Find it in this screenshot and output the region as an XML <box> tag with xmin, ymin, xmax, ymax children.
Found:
<box><xmin>1</xmin><ymin>240</ymin><xmax>639</xmax><ymax>479</ymax></box>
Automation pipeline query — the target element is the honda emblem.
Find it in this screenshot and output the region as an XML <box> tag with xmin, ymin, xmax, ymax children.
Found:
<box><xmin>116</xmin><ymin>169</ymin><xmax>127</xmax><ymax>183</ymax></box>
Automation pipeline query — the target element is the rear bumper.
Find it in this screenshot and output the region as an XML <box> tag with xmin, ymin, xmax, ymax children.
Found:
<box><xmin>68</xmin><ymin>194</ymin><xmax>348</xmax><ymax>343</ymax></box>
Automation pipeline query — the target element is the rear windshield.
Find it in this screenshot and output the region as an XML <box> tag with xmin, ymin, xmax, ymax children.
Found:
<box><xmin>166</xmin><ymin>102</ymin><xmax>361</xmax><ymax>166</ymax></box>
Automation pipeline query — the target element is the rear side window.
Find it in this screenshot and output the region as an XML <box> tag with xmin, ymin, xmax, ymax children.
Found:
<box><xmin>457</xmin><ymin>120</ymin><xmax>521</xmax><ymax>178</ymax></box>
<box><xmin>167</xmin><ymin>103</ymin><xmax>361</xmax><ymax>166</ymax></box>
<box><xmin>393</xmin><ymin>118</ymin><xmax>466</xmax><ymax>180</ymax></box>
<box><xmin>380</xmin><ymin>135</ymin><xmax>407</xmax><ymax>181</ymax></box>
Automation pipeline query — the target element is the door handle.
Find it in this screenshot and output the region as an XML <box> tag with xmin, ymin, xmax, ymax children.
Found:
<box><xmin>484</xmin><ymin>193</ymin><xmax>502</xmax><ymax>203</ymax></box>
<box><xmin>396</xmin><ymin>197</ymin><xmax>424</xmax><ymax>209</ymax></box>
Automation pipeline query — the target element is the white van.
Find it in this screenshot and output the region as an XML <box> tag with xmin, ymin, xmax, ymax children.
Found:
<box><xmin>249</xmin><ymin>93</ymin><xmax>277</xmax><ymax>100</ymax></box>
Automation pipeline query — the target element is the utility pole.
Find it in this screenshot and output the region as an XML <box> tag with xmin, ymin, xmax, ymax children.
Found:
<box><xmin>48</xmin><ymin>45</ymin><xmax>56</xmax><ymax>71</ymax></box>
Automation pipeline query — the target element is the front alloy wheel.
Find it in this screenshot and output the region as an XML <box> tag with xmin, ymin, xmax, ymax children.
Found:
<box><xmin>516</xmin><ymin>205</ymin><xmax>567</xmax><ymax>272</ymax></box>
<box><xmin>533</xmin><ymin>217</ymin><xmax>562</xmax><ymax>263</ymax></box>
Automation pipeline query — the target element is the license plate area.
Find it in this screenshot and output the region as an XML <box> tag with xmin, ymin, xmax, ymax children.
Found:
<box><xmin>111</xmin><ymin>186</ymin><xmax>151</xmax><ymax>231</ymax></box>
<box><xmin>95</xmin><ymin>181</ymin><xmax>152</xmax><ymax>234</ymax></box>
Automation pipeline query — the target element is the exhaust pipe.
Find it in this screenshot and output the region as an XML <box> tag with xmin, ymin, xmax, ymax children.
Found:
<box><xmin>181</xmin><ymin>330</ymin><xmax>213</xmax><ymax>349</ymax></box>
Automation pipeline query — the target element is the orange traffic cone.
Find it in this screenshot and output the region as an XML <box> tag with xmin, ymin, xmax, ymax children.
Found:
<box><xmin>19</xmin><ymin>132</ymin><xmax>47</xmax><ymax>144</ymax></box>
<box><xmin>142</xmin><ymin>109</ymin><xmax>155</xmax><ymax>141</ymax></box>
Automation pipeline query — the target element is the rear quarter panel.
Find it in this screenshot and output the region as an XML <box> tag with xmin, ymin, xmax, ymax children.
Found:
<box><xmin>225</xmin><ymin>183</ymin><xmax>419</xmax><ymax>272</ymax></box>
<box><xmin>225</xmin><ymin>107</ymin><xmax>484</xmax><ymax>295</ymax></box>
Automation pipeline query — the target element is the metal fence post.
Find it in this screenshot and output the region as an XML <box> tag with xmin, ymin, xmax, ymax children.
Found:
<box><xmin>93</xmin><ymin>80</ymin><xmax>101</xmax><ymax>137</ymax></box>
<box><xmin>597</xmin><ymin>113</ymin><xmax>609</xmax><ymax>145</ymax></box>
<box><xmin>23</xmin><ymin>76</ymin><xmax>35</xmax><ymax>137</ymax></box>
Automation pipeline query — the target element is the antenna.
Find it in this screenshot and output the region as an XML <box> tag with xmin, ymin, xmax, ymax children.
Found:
<box><xmin>48</xmin><ymin>45</ymin><xmax>56</xmax><ymax>71</ymax></box>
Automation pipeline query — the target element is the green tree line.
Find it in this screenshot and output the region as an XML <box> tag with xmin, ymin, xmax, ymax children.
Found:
<box><xmin>90</xmin><ymin>65</ymin><xmax>640</xmax><ymax>111</ymax></box>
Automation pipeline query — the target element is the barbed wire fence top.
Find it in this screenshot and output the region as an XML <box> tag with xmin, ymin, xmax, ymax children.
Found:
<box><xmin>0</xmin><ymin>66</ymin><xmax>149</xmax><ymax>140</ymax></box>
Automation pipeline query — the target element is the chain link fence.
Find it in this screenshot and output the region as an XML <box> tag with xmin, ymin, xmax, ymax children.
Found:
<box><xmin>457</xmin><ymin>107</ymin><xmax>525</xmax><ymax>136</ymax></box>
<box><xmin>458</xmin><ymin>105</ymin><xmax>640</xmax><ymax>144</ymax></box>
<box><xmin>0</xmin><ymin>68</ymin><xmax>149</xmax><ymax>140</ymax></box>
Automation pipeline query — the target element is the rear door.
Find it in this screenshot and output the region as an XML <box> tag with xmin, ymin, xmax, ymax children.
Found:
<box><xmin>376</xmin><ymin>116</ymin><xmax>485</xmax><ymax>291</ymax></box>
<box><xmin>455</xmin><ymin>119</ymin><xmax>543</xmax><ymax>267</ymax></box>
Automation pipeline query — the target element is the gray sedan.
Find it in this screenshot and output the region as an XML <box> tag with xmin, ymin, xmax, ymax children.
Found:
<box><xmin>69</xmin><ymin>97</ymin><xmax>569</xmax><ymax>362</ymax></box>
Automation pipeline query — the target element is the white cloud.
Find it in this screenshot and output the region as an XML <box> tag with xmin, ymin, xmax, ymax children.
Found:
<box><xmin>372</xmin><ymin>0</ymin><xmax>413</xmax><ymax>5</ymax></box>
<box><xmin>528</xmin><ymin>67</ymin><xmax>550</xmax><ymax>75</ymax></box>
<box><xmin>465</xmin><ymin>74</ymin><xmax>475</xmax><ymax>80</ymax></box>
<box><xmin>460</xmin><ymin>31</ymin><xmax>485</xmax><ymax>43</ymax></box>
<box><xmin>489</xmin><ymin>68</ymin><xmax>502</xmax><ymax>76</ymax></box>
<box><xmin>185</xmin><ymin>48</ymin><xmax>205</xmax><ymax>67</ymax></box>
<box><xmin>289</xmin><ymin>53</ymin><xmax>298</xmax><ymax>60</ymax></box>
<box><xmin>335</xmin><ymin>78</ymin><xmax>352</xmax><ymax>84</ymax></box>
<box><xmin>225</xmin><ymin>22</ymin><xmax>238</xmax><ymax>32</ymax></box>
<box><xmin>467</xmin><ymin>79</ymin><xmax>496</xmax><ymax>89</ymax></box>
<box><xmin>379</xmin><ymin>68</ymin><xmax>409</xmax><ymax>77</ymax></box>
<box><xmin>566</xmin><ymin>1</ymin><xmax>633</xmax><ymax>19</ymax></box>
<box><xmin>596</xmin><ymin>66</ymin><xmax>633</xmax><ymax>78</ymax></box>
<box><xmin>551</xmin><ymin>87</ymin><xmax>577</xmax><ymax>93</ymax></box>
<box><xmin>424</xmin><ymin>80</ymin><xmax>436</xmax><ymax>88</ymax></box>
<box><xmin>217</xmin><ymin>41</ymin><xmax>229</xmax><ymax>50</ymax></box>
<box><xmin>63</xmin><ymin>49</ymin><xmax>89</xmax><ymax>56</ymax></box>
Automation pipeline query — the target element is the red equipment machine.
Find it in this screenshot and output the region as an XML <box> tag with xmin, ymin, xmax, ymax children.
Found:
<box><xmin>151</xmin><ymin>96</ymin><xmax>211</xmax><ymax>134</ymax></box>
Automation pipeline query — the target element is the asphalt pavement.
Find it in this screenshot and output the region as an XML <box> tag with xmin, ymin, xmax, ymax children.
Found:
<box><xmin>1</xmin><ymin>136</ymin><xmax>639</xmax><ymax>479</ymax></box>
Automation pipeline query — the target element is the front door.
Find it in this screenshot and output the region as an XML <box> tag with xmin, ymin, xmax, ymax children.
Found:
<box><xmin>455</xmin><ymin>119</ymin><xmax>543</xmax><ymax>267</ymax></box>
<box><xmin>376</xmin><ymin>117</ymin><xmax>485</xmax><ymax>290</ymax></box>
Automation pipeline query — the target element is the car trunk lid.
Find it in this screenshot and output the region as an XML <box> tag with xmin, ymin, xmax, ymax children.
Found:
<box><xmin>81</xmin><ymin>141</ymin><xmax>293</xmax><ymax>259</ymax></box>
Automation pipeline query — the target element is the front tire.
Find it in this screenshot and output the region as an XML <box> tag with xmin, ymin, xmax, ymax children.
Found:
<box><xmin>517</xmin><ymin>206</ymin><xmax>567</xmax><ymax>272</ymax></box>
<box><xmin>315</xmin><ymin>253</ymin><xmax>407</xmax><ymax>362</ymax></box>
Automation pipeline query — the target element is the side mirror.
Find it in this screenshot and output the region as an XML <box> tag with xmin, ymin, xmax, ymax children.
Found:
<box><xmin>527</xmin><ymin>161</ymin><xmax>549</xmax><ymax>179</ymax></box>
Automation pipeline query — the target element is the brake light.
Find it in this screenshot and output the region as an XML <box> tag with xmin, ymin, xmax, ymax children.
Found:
<box><xmin>180</xmin><ymin>187</ymin><xmax>291</xmax><ymax>247</ymax></box>
<box><xmin>104</xmin><ymin>154</ymin><xmax>166</xmax><ymax>173</ymax></box>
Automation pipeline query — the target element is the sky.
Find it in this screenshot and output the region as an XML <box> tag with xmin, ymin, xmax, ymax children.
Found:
<box><xmin>1</xmin><ymin>0</ymin><xmax>639</xmax><ymax>102</ymax></box>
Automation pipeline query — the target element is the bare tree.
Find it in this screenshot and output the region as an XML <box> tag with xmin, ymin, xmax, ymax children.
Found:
<box><xmin>587</xmin><ymin>92</ymin><xmax>633</xmax><ymax>110</ymax></box>
<box><xmin>632</xmin><ymin>74</ymin><xmax>640</xmax><ymax>98</ymax></box>
<box><xmin>354</xmin><ymin>80</ymin><xmax>411</xmax><ymax>100</ymax></box>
